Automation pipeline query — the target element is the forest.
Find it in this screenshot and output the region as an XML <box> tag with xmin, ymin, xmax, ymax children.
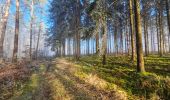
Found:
<box><xmin>0</xmin><ymin>0</ymin><xmax>170</xmax><ymax>100</ymax></box>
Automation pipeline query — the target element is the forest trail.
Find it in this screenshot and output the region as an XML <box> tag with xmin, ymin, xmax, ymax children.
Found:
<box><xmin>9</xmin><ymin>58</ymin><xmax>127</xmax><ymax>100</ymax></box>
<box><xmin>42</xmin><ymin>58</ymin><xmax>127</xmax><ymax>100</ymax></box>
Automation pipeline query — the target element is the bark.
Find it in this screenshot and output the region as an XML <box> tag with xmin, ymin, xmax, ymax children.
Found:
<box><xmin>156</xmin><ymin>14</ymin><xmax>160</xmax><ymax>53</ymax></box>
<box><xmin>101</xmin><ymin>19</ymin><xmax>107</xmax><ymax>65</ymax></box>
<box><xmin>12</xmin><ymin>0</ymin><xmax>20</xmax><ymax>62</ymax></box>
<box><xmin>0</xmin><ymin>0</ymin><xmax>11</xmax><ymax>58</ymax></box>
<box><xmin>30</xmin><ymin>0</ymin><xmax>34</xmax><ymax>60</ymax></box>
<box><xmin>125</xmin><ymin>19</ymin><xmax>129</xmax><ymax>54</ymax></box>
<box><xmin>150</xmin><ymin>19</ymin><xmax>155</xmax><ymax>53</ymax></box>
<box><xmin>158</xmin><ymin>8</ymin><xmax>163</xmax><ymax>56</ymax></box>
<box><xmin>96</xmin><ymin>31</ymin><xmax>99</xmax><ymax>54</ymax></box>
<box><xmin>120</xmin><ymin>28</ymin><xmax>123</xmax><ymax>54</ymax></box>
<box><xmin>62</xmin><ymin>40</ymin><xmax>65</xmax><ymax>56</ymax></box>
<box><xmin>129</xmin><ymin>0</ymin><xmax>135</xmax><ymax>61</ymax></box>
<box><xmin>166</xmin><ymin>0</ymin><xmax>170</xmax><ymax>52</ymax></box>
<box><xmin>35</xmin><ymin>23</ymin><xmax>41</xmax><ymax>60</ymax></box>
<box><xmin>134</xmin><ymin>0</ymin><xmax>145</xmax><ymax>72</ymax></box>
<box><xmin>143</xmin><ymin>17</ymin><xmax>149</xmax><ymax>56</ymax></box>
<box><xmin>68</xmin><ymin>38</ymin><xmax>71</xmax><ymax>56</ymax></box>
<box><xmin>87</xmin><ymin>39</ymin><xmax>89</xmax><ymax>55</ymax></box>
<box><xmin>75</xmin><ymin>0</ymin><xmax>80</xmax><ymax>60</ymax></box>
<box><xmin>114</xmin><ymin>25</ymin><xmax>118</xmax><ymax>55</ymax></box>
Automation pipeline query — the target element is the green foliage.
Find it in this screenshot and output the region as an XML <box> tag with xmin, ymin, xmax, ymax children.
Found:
<box><xmin>86</xmin><ymin>1</ymin><xmax>97</xmax><ymax>15</ymax></box>
<box><xmin>75</xmin><ymin>55</ymin><xmax>170</xmax><ymax>99</ymax></box>
<box><xmin>10</xmin><ymin>64</ymin><xmax>47</xmax><ymax>100</ymax></box>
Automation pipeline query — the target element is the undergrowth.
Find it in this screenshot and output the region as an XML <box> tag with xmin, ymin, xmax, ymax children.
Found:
<box><xmin>67</xmin><ymin>55</ymin><xmax>170</xmax><ymax>99</ymax></box>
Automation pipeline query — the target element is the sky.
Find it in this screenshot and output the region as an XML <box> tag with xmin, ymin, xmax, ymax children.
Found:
<box><xmin>2</xmin><ymin>0</ymin><xmax>54</xmax><ymax>58</ymax></box>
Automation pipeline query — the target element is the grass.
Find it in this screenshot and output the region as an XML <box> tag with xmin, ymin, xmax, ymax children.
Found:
<box><xmin>11</xmin><ymin>64</ymin><xmax>49</xmax><ymax>100</ymax></box>
<box><xmin>12</xmin><ymin>74</ymin><xmax>40</xmax><ymax>100</ymax></box>
<box><xmin>1</xmin><ymin>56</ymin><xmax>169</xmax><ymax>99</ymax></box>
<box><xmin>67</xmin><ymin>55</ymin><xmax>170</xmax><ymax>99</ymax></box>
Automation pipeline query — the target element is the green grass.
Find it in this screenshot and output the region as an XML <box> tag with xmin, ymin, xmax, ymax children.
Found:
<box><xmin>68</xmin><ymin>55</ymin><xmax>170</xmax><ymax>99</ymax></box>
<box><xmin>11</xmin><ymin>64</ymin><xmax>47</xmax><ymax>100</ymax></box>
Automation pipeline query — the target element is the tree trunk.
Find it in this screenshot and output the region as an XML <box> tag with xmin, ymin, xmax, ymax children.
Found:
<box><xmin>129</xmin><ymin>0</ymin><xmax>135</xmax><ymax>61</ymax></box>
<box><xmin>156</xmin><ymin>14</ymin><xmax>160</xmax><ymax>54</ymax></box>
<box><xmin>30</xmin><ymin>0</ymin><xmax>34</xmax><ymax>61</ymax></box>
<box><xmin>12</xmin><ymin>0</ymin><xmax>20</xmax><ymax>62</ymax></box>
<box><xmin>166</xmin><ymin>0</ymin><xmax>170</xmax><ymax>52</ymax></box>
<box><xmin>101</xmin><ymin>19</ymin><xmax>107</xmax><ymax>65</ymax></box>
<box><xmin>0</xmin><ymin>0</ymin><xmax>11</xmax><ymax>58</ymax></box>
<box><xmin>62</xmin><ymin>40</ymin><xmax>65</xmax><ymax>57</ymax></box>
<box><xmin>96</xmin><ymin>32</ymin><xmax>99</xmax><ymax>54</ymax></box>
<box><xmin>143</xmin><ymin>17</ymin><xmax>149</xmax><ymax>56</ymax></box>
<box><xmin>75</xmin><ymin>0</ymin><xmax>80</xmax><ymax>60</ymax></box>
<box><xmin>158</xmin><ymin>9</ymin><xmax>163</xmax><ymax>56</ymax></box>
<box><xmin>68</xmin><ymin>38</ymin><xmax>71</xmax><ymax>56</ymax></box>
<box><xmin>114</xmin><ymin>25</ymin><xmax>118</xmax><ymax>55</ymax></box>
<box><xmin>134</xmin><ymin>0</ymin><xmax>145</xmax><ymax>73</ymax></box>
<box><xmin>35</xmin><ymin>22</ymin><xmax>41</xmax><ymax>60</ymax></box>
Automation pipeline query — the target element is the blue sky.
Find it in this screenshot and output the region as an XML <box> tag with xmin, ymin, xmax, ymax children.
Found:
<box><xmin>9</xmin><ymin>0</ymin><xmax>50</xmax><ymax>29</ymax></box>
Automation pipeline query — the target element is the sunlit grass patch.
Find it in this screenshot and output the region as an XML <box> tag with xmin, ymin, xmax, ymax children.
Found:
<box><xmin>11</xmin><ymin>64</ymin><xmax>47</xmax><ymax>100</ymax></box>
<box><xmin>73</xmin><ymin>55</ymin><xmax>170</xmax><ymax>99</ymax></box>
<box><xmin>11</xmin><ymin>73</ymin><xmax>40</xmax><ymax>100</ymax></box>
<box><xmin>72</xmin><ymin>60</ymin><xmax>128</xmax><ymax>99</ymax></box>
<box><xmin>46</xmin><ymin>73</ymin><xmax>72</xmax><ymax>100</ymax></box>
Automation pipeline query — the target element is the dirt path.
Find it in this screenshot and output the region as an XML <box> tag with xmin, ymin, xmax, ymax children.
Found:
<box><xmin>45</xmin><ymin>58</ymin><xmax>127</xmax><ymax>100</ymax></box>
<box><xmin>8</xmin><ymin>59</ymin><xmax>127</xmax><ymax>100</ymax></box>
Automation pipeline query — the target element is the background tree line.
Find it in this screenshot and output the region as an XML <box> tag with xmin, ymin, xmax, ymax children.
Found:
<box><xmin>48</xmin><ymin>0</ymin><xmax>170</xmax><ymax>73</ymax></box>
<box><xmin>0</xmin><ymin>0</ymin><xmax>48</xmax><ymax>62</ymax></box>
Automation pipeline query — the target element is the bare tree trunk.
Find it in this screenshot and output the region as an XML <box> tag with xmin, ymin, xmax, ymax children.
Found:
<box><xmin>30</xmin><ymin>0</ymin><xmax>34</xmax><ymax>61</ymax></box>
<box><xmin>62</xmin><ymin>40</ymin><xmax>65</xmax><ymax>56</ymax></box>
<box><xmin>68</xmin><ymin>38</ymin><xmax>71</xmax><ymax>56</ymax></box>
<box><xmin>120</xmin><ymin>28</ymin><xmax>123</xmax><ymax>54</ymax></box>
<box><xmin>35</xmin><ymin>23</ymin><xmax>41</xmax><ymax>60</ymax></box>
<box><xmin>75</xmin><ymin>0</ymin><xmax>80</xmax><ymax>60</ymax></box>
<box><xmin>0</xmin><ymin>0</ymin><xmax>11</xmax><ymax>58</ymax></box>
<box><xmin>101</xmin><ymin>19</ymin><xmax>107</xmax><ymax>65</ymax></box>
<box><xmin>143</xmin><ymin>17</ymin><xmax>149</xmax><ymax>56</ymax></box>
<box><xmin>166</xmin><ymin>0</ymin><xmax>170</xmax><ymax>52</ymax></box>
<box><xmin>129</xmin><ymin>0</ymin><xmax>135</xmax><ymax>61</ymax></box>
<box><xmin>134</xmin><ymin>0</ymin><xmax>145</xmax><ymax>73</ymax></box>
<box><xmin>125</xmin><ymin>19</ymin><xmax>129</xmax><ymax>54</ymax></box>
<box><xmin>87</xmin><ymin>39</ymin><xmax>89</xmax><ymax>55</ymax></box>
<box><xmin>158</xmin><ymin>8</ymin><xmax>163</xmax><ymax>56</ymax></box>
<box><xmin>114</xmin><ymin>25</ymin><xmax>118</xmax><ymax>55</ymax></box>
<box><xmin>150</xmin><ymin>19</ymin><xmax>155</xmax><ymax>53</ymax></box>
<box><xmin>12</xmin><ymin>0</ymin><xmax>20</xmax><ymax>62</ymax></box>
<box><xmin>96</xmin><ymin>33</ymin><xmax>99</xmax><ymax>54</ymax></box>
<box><xmin>156</xmin><ymin>14</ymin><xmax>160</xmax><ymax>54</ymax></box>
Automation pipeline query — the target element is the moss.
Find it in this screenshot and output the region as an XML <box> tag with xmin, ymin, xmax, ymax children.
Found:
<box><xmin>74</xmin><ymin>71</ymin><xmax>88</xmax><ymax>79</ymax></box>
<box><xmin>73</xmin><ymin>55</ymin><xmax>170</xmax><ymax>99</ymax></box>
<box><xmin>11</xmin><ymin>64</ymin><xmax>47</xmax><ymax>100</ymax></box>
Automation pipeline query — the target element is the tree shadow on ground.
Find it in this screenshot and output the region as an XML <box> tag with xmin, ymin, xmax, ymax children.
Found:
<box><xmin>48</xmin><ymin>61</ymin><xmax>123</xmax><ymax>100</ymax></box>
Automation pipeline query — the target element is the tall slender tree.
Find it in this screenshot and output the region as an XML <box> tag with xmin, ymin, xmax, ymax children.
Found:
<box><xmin>30</xmin><ymin>0</ymin><xmax>34</xmax><ymax>60</ymax></box>
<box><xmin>129</xmin><ymin>0</ymin><xmax>135</xmax><ymax>61</ymax></box>
<box><xmin>134</xmin><ymin>0</ymin><xmax>145</xmax><ymax>72</ymax></box>
<box><xmin>165</xmin><ymin>0</ymin><xmax>170</xmax><ymax>52</ymax></box>
<box><xmin>0</xmin><ymin>0</ymin><xmax>11</xmax><ymax>58</ymax></box>
<box><xmin>12</xmin><ymin>0</ymin><xmax>20</xmax><ymax>62</ymax></box>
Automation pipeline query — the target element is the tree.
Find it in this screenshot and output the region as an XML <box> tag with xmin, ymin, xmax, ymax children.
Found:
<box><xmin>12</xmin><ymin>0</ymin><xmax>20</xmax><ymax>62</ymax></box>
<box><xmin>75</xmin><ymin>0</ymin><xmax>81</xmax><ymax>60</ymax></box>
<box><xmin>0</xmin><ymin>0</ymin><xmax>11</xmax><ymax>58</ymax></box>
<box><xmin>134</xmin><ymin>0</ymin><xmax>145</xmax><ymax>72</ymax></box>
<box><xmin>165</xmin><ymin>0</ymin><xmax>170</xmax><ymax>52</ymax></box>
<box><xmin>157</xmin><ymin>0</ymin><xmax>164</xmax><ymax>56</ymax></box>
<box><xmin>30</xmin><ymin>0</ymin><xmax>34</xmax><ymax>60</ymax></box>
<box><xmin>35</xmin><ymin>22</ymin><xmax>41</xmax><ymax>60</ymax></box>
<box><xmin>129</xmin><ymin>0</ymin><xmax>135</xmax><ymax>61</ymax></box>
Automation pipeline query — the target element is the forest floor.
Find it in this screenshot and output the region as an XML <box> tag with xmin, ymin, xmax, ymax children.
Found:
<box><xmin>0</xmin><ymin>55</ymin><xmax>170</xmax><ymax>100</ymax></box>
